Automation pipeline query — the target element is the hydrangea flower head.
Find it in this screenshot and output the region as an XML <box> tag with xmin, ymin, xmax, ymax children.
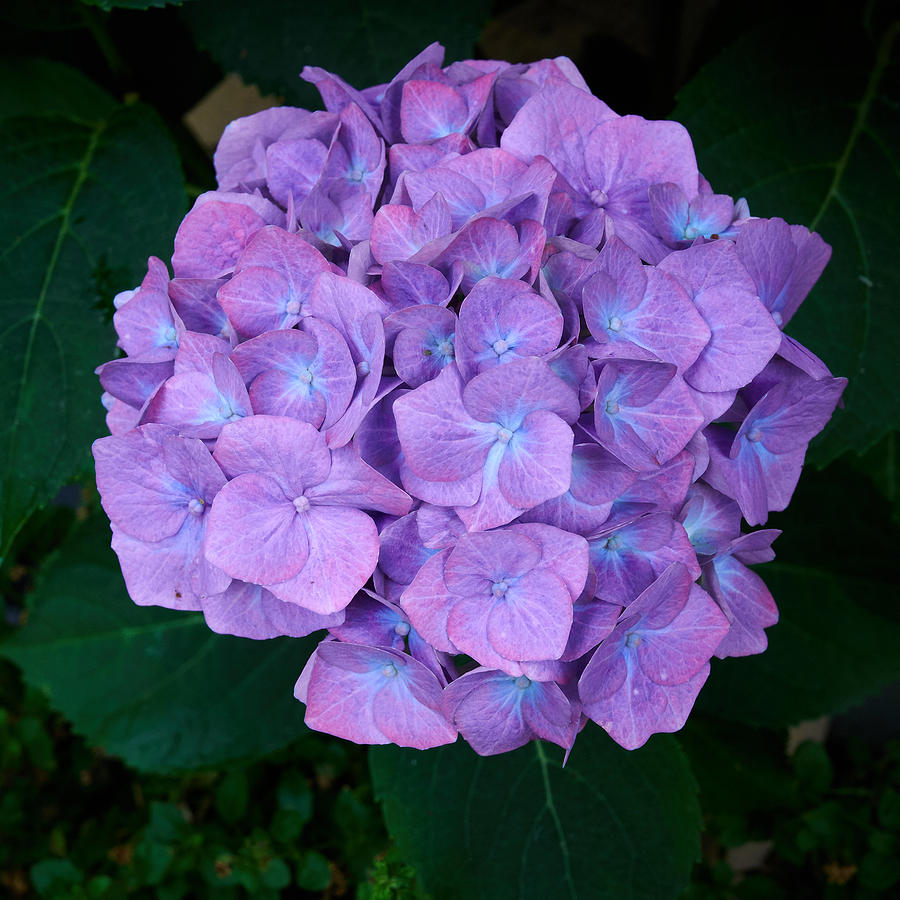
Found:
<box><xmin>93</xmin><ymin>43</ymin><xmax>845</xmax><ymax>755</ymax></box>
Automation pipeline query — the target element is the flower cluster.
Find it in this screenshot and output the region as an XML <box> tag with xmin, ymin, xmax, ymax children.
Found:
<box><xmin>93</xmin><ymin>44</ymin><xmax>845</xmax><ymax>754</ymax></box>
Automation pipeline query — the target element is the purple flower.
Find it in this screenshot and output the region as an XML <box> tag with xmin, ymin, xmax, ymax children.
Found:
<box><xmin>593</xmin><ymin>359</ymin><xmax>704</xmax><ymax>471</ymax></box>
<box><xmin>394</xmin><ymin>358</ymin><xmax>578</xmax><ymax>530</ymax></box>
<box><xmin>454</xmin><ymin>276</ymin><xmax>563</xmax><ymax>380</ymax></box>
<box><xmin>93</xmin><ymin>425</ymin><xmax>230</xmax><ymax>609</ymax></box>
<box><xmin>442</xmin><ymin>668</ymin><xmax>579</xmax><ymax>755</ymax></box>
<box><xmin>736</xmin><ymin>217</ymin><xmax>831</xmax><ymax>327</ymax></box>
<box><xmin>205</xmin><ymin>416</ymin><xmax>410</xmax><ymax>613</ymax></box>
<box><xmin>703</xmin><ymin>360</ymin><xmax>846</xmax><ymax>525</ymax></box>
<box><xmin>400</xmin><ymin>522</ymin><xmax>588</xmax><ymax>673</ymax></box>
<box><xmin>579</xmin><ymin>564</ymin><xmax>729</xmax><ymax>749</ymax></box>
<box><xmin>582</xmin><ymin>237</ymin><xmax>710</xmax><ymax>371</ymax></box>
<box><xmin>94</xmin><ymin>44</ymin><xmax>846</xmax><ymax>757</ymax></box>
<box><xmin>297</xmin><ymin>641</ymin><xmax>456</xmax><ymax>749</ymax></box>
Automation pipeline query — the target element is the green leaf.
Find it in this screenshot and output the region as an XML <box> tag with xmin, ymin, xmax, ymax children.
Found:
<box><xmin>677</xmin><ymin>716</ymin><xmax>796</xmax><ymax>817</ymax></box>
<box><xmin>0</xmin><ymin>516</ymin><xmax>318</xmax><ymax>772</ymax></box>
<box><xmin>0</xmin><ymin>60</ymin><xmax>185</xmax><ymax>557</ymax></box>
<box><xmin>295</xmin><ymin>851</ymin><xmax>331</xmax><ymax>892</ymax></box>
<box><xmin>30</xmin><ymin>858</ymin><xmax>83</xmax><ymax>896</ymax></box>
<box><xmin>260</xmin><ymin>857</ymin><xmax>291</xmax><ymax>890</ymax></box>
<box><xmin>696</xmin><ymin>564</ymin><xmax>900</xmax><ymax>727</ymax></box>
<box><xmin>181</xmin><ymin>0</ymin><xmax>491</xmax><ymax>108</ymax></box>
<box><xmin>672</xmin><ymin>15</ymin><xmax>900</xmax><ymax>462</ymax></box>
<box><xmin>215</xmin><ymin>770</ymin><xmax>249</xmax><ymax>824</ymax></box>
<box><xmin>369</xmin><ymin>730</ymin><xmax>700</xmax><ymax>900</ymax></box>
<box><xmin>276</xmin><ymin>770</ymin><xmax>312</xmax><ymax>820</ymax></box>
<box><xmin>791</xmin><ymin>741</ymin><xmax>833</xmax><ymax>797</ymax></box>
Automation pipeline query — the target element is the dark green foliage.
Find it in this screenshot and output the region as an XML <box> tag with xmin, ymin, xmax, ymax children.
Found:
<box><xmin>683</xmin><ymin>734</ymin><xmax>900</xmax><ymax>900</ymax></box>
<box><xmin>696</xmin><ymin>564</ymin><xmax>900</xmax><ymax>727</ymax></box>
<box><xmin>2</xmin><ymin>515</ymin><xmax>319</xmax><ymax>772</ymax></box>
<box><xmin>181</xmin><ymin>0</ymin><xmax>493</xmax><ymax>107</ymax></box>
<box><xmin>0</xmin><ymin>658</ymin><xmax>401</xmax><ymax>897</ymax></box>
<box><xmin>0</xmin><ymin>59</ymin><xmax>185</xmax><ymax>558</ymax></box>
<box><xmin>672</xmin><ymin>13</ymin><xmax>900</xmax><ymax>464</ymax></box>
<box><xmin>370</xmin><ymin>731</ymin><xmax>701</xmax><ymax>900</ymax></box>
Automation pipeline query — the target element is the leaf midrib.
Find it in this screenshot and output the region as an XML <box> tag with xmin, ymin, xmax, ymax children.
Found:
<box><xmin>3</xmin><ymin>609</ymin><xmax>203</xmax><ymax>654</ymax></box>
<box><xmin>533</xmin><ymin>740</ymin><xmax>577</xmax><ymax>900</ymax></box>
<box><xmin>809</xmin><ymin>19</ymin><xmax>900</xmax><ymax>231</ymax></box>
<box><xmin>3</xmin><ymin>115</ymin><xmax>108</xmax><ymax>556</ymax></box>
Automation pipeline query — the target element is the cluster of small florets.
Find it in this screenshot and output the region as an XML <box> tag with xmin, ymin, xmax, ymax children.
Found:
<box><xmin>92</xmin><ymin>44</ymin><xmax>846</xmax><ymax>754</ymax></box>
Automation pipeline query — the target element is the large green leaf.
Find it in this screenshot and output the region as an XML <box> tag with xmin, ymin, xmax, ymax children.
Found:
<box><xmin>181</xmin><ymin>0</ymin><xmax>491</xmax><ymax>108</ymax></box>
<box><xmin>696</xmin><ymin>564</ymin><xmax>900</xmax><ymax>727</ymax></box>
<box><xmin>1</xmin><ymin>516</ymin><xmax>317</xmax><ymax>772</ymax></box>
<box><xmin>672</xmin><ymin>15</ymin><xmax>900</xmax><ymax>463</ymax></box>
<box><xmin>0</xmin><ymin>60</ymin><xmax>185</xmax><ymax>557</ymax></box>
<box><xmin>370</xmin><ymin>730</ymin><xmax>700</xmax><ymax>900</ymax></box>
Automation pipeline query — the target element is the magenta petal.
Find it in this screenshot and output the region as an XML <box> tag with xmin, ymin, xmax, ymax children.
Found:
<box><xmin>213</xmin><ymin>106</ymin><xmax>324</xmax><ymax>187</ymax></box>
<box><xmin>511</xmin><ymin>522</ymin><xmax>590</xmax><ymax>600</ymax></box>
<box><xmin>498</xmin><ymin>409</ymin><xmax>573</xmax><ymax>508</ymax></box>
<box><xmin>637</xmin><ymin>584</ymin><xmax>729</xmax><ymax>684</ymax></box>
<box><xmin>454</xmin><ymin>457</ymin><xmax>524</xmax><ymax>533</ymax></box>
<box><xmin>586</xmin><ymin>116</ymin><xmax>698</xmax><ymax>202</ymax></box>
<box><xmin>456</xmin><ymin>276</ymin><xmax>563</xmax><ymax>379</ymax></box>
<box><xmin>302</xmin><ymin>647</ymin><xmax>387</xmax><ymax>744</ymax></box>
<box><xmin>96</xmin><ymin>358</ymin><xmax>174</xmax><ymax>410</ymax></box>
<box><xmin>201</xmin><ymin>581</ymin><xmax>342</xmax><ymax>639</ymax></box>
<box><xmin>401</xmin><ymin>80</ymin><xmax>469</xmax><ymax>142</ymax></box>
<box><xmin>442</xmin><ymin>670</ymin><xmax>533</xmax><ymax>755</ymax></box>
<box><xmin>306</xmin><ymin>444</ymin><xmax>412</xmax><ymax>515</ymax></box>
<box><xmin>562</xmin><ymin>595</ymin><xmax>622</xmax><ymax>661</ymax></box>
<box><xmin>486</xmin><ymin>568</ymin><xmax>573</xmax><ymax>661</ymax></box>
<box><xmin>659</xmin><ymin>241</ymin><xmax>781</xmax><ymax>392</ymax></box>
<box><xmin>93</xmin><ymin>427</ymin><xmax>224</xmax><ymax>542</ymax></box>
<box><xmin>214</xmin><ymin>416</ymin><xmax>331</xmax><ymax>494</ymax></box>
<box><xmin>371</xmin><ymin>655</ymin><xmax>457</xmax><ymax>748</ymax></box>
<box><xmin>142</xmin><ymin>357</ymin><xmax>251</xmax><ymax>439</ymax></box>
<box><xmin>303</xmin><ymin>643</ymin><xmax>455</xmax><ymax>748</ymax></box>
<box><xmin>218</xmin><ymin>227</ymin><xmax>332</xmax><ymax>337</ymax></box>
<box><xmin>394</xmin><ymin>364</ymin><xmax>495</xmax><ymax>481</ymax></box>
<box><xmin>444</xmin><ymin>530</ymin><xmax>541</xmax><ymax>593</ymax></box>
<box><xmin>399</xmin><ymin>549</ymin><xmax>459</xmax><ymax>654</ymax></box>
<box><xmin>111</xmin><ymin>526</ymin><xmax>208</xmax><ymax>611</ymax></box>
<box><xmin>204</xmin><ymin>472</ymin><xmax>309</xmax><ymax>584</ymax></box>
<box><xmin>586</xmin><ymin>660</ymin><xmax>711</xmax><ymax>750</ymax></box>
<box><xmin>463</xmin><ymin>356</ymin><xmax>580</xmax><ymax>426</ymax></box>
<box><xmin>706</xmin><ymin>555</ymin><xmax>778</xmax><ymax>658</ymax></box>
<box><xmin>267</xmin><ymin>506</ymin><xmax>378</xmax><ymax>614</ymax></box>
<box><xmin>266</xmin><ymin>138</ymin><xmax>329</xmax><ymax>207</ymax></box>
<box><xmin>380</xmin><ymin>261</ymin><xmax>452</xmax><ymax>309</ymax></box>
<box><xmin>400</xmin><ymin>456</ymin><xmax>484</xmax><ymax>508</ymax></box>
<box><xmin>172</xmin><ymin>195</ymin><xmax>282</xmax><ymax>278</ymax></box>
<box><xmin>501</xmin><ymin>81</ymin><xmax>617</xmax><ymax>195</ymax></box>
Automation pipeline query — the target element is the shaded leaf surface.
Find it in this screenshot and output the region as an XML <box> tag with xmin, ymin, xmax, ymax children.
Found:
<box><xmin>370</xmin><ymin>730</ymin><xmax>700</xmax><ymax>900</ymax></box>
<box><xmin>1</xmin><ymin>516</ymin><xmax>316</xmax><ymax>772</ymax></box>
<box><xmin>0</xmin><ymin>60</ymin><xmax>185</xmax><ymax>556</ymax></box>
<box><xmin>181</xmin><ymin>0</ymin><xmax>491</xmax><ymax>108</ymax></box>
<box><xmin>697</xmin><ymin>564</ymin><xmax>900</xmax><ymax>727</ymax></box>
<box><xmin>673</xmin><ymin>16</ymin><xmax>900</xmax><ymax>463</ymax></box>
<box><xmin>678</xmin><ymin>716</ymin><xmax>796</xmax><ymax>817</ymax></box>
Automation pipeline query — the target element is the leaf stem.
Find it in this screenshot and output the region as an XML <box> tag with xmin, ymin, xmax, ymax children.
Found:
<box><xmin>535</xmin><ymin>740</ymin><xmax>577</xmax><ymax>900</ymax></box>
<box><xmin>80</xmin><ymin>5</ymin><xmax>128</xmax><ymax>82</ymax></box>
<box><xmin>809</xmin><ymin>18</ymin><xmax>900</xmax><ymax>231</ymax></box>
